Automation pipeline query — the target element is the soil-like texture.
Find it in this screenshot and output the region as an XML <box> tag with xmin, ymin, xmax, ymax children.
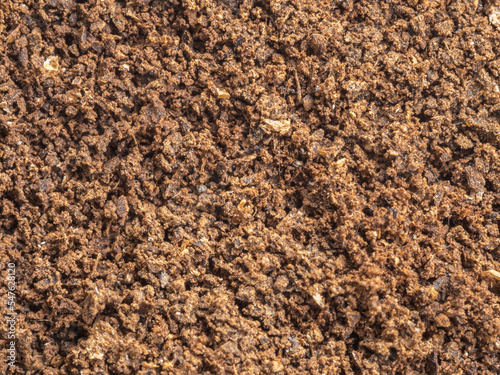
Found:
<box><xmin>1</xmin><ymin>0</ymin><xmax>500</xmax><ymax>374</ymax></box>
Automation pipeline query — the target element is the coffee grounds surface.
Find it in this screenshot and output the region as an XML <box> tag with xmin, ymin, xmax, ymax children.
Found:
<box><xmin>1</xmin><ymin>0</ymin><xmax>500</xmax><ymax>374</ymax></box>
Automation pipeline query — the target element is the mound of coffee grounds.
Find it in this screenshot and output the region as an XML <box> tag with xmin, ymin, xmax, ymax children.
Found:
<box><xmin>1</xmin><ymin>0</ymin><xmax>500</xmax><ymax>374</ymax></box>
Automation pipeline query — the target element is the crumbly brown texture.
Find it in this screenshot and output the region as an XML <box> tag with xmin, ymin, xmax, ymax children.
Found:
<box><xmin>1</xmin><ymin>0</ymin><xmax>500</xmax><ymax>374</ymax></box>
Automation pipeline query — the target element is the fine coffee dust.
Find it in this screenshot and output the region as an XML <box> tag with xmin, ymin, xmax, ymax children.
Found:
<box><xmin>1</xmin><ymin>0</ymin><xmax>500</xmax><ymax>374</ymax></box>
